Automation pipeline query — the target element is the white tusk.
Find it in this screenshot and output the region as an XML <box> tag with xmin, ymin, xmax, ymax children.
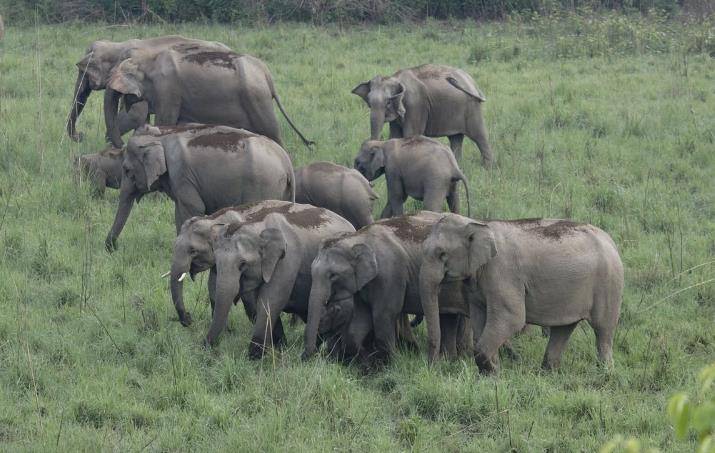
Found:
<box><xmin>178</xmin><ymin>272</ymin><xmax>188</xmax><ymax>282</ymax></box>
<box><xmin>160</xmin><ymin>271</ymin><xmax>171</xmax><ymax>278</ymax></box>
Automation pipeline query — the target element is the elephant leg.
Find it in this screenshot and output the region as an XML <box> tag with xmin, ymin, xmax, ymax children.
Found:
<box><xmin>448</xmin><ymin>134</ymin><xmax>464</xmax><ymax>162</ymax></box>
<box><xmin>154</xmin><ymin>98</ymin><xmax>181</xmax><ymax>126</ymax></box>
<box><xmin>384</xmin><ymin>178</ymin><xmax>406</xmax><ymax>218</ymax></box>
<box><xmin>174</xmin><ymin>195</ymin><xmax>206</xmax><ymax>235</ymax></box>
<box><xmin>466</xmin><ymin>109</ymin><xmax>494</xmax><ymax>169</ymax></box>
<box><xmin>241</xmin><ymin>291</ymin><xmax>257</xmax><ymax>322</ymax></box>
<box><xmin>446</xmin><ymin>181</ymin><xmax>460</xmax><ymax>214</ymax></box>
<box><xmin>342</xmin><ymin>300</ymin><xmax>372</xmax><ymax>362</ymax></box>
<box><xmin>593</xmin><ymin>323</ymin><xmax>615</xmax><ymax>367</ymax></box>
<box><xmin>473</xmin><ymin>294</ymin><xmax>525</xmax><ymax>374</ymax></box>
<box><xmin>439</xmin><ymin>314</ymin><xmax>459</xmax><ymax>359</ymax></box>
<box><xmin>248</xmin><ymin>279</ymin><xmax>293</xmax><ymax>359</ymax></box>
<box><xmin>422</xmin><ymin>187</ymin><xmax>449</xmax><ymax>214</ymax></box>
<box><xmin>541</xmin><ymin>322</ymin><xmax>578</xmax><ymax>370</ymax></box>
<box><xmin>208</xmin><ymin>267</ymin><xmax>217</xmax><ymax>314</ymax></box>
<box><xmin>396</xmin><ymin>314</ymin><xmax>418</xmax><ymax>352</ymax></box>
<box><xmin>272</xmin><ymin>316</ymin><xmax>287</xmax><ymax>349</ymax></box>
<box><xmin>455</xmin><ymin>315</ymin><xmax>473</xmax><ymax>356</ymax></box>
<box><xmin>379</xmin><ymin>201</ymin><xmax>393</xmax><ymax>219</ymax></box>
<box><xmin>389</xmin><ymin>122</ymin><xmax>404</xmax><ymax>139</ymax></box>
<box><xmin>371</xmin><ymin>307</ymin><xmax>399</xmax><ymax>364</ymax></box>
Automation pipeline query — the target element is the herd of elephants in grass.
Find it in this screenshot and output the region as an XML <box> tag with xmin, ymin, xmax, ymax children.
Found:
<box><xmin>71</xmin><ymin>34</ymin><xmax>624</xmax><ymax>374</ymax></box>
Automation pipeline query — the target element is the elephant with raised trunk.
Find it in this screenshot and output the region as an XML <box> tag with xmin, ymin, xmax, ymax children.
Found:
<box><xmin>352</xmin><ymin>64</ymin><xmax>493</xmax><ymax>168</ymax></box>
<box><xmin>105</xmin><ymin>125</ymin><xmax>294</xmax><ymax>251</ymax></box>
<box><xmin>303</xmin><ymin>211</ymin><xmax>472</xmax><ymax>364</ymax></box>
<box><xmin>420</xmin><ymin>214</ymin><xmax>624</xmax><ymax>372</ymax></box>
<box><xmin>105</xmin><ymin>43</ymin><xmax>312</xmax><ymax>149</ymax></box>
<box><xmin>209</xmin><ymin>202</ymin><xmax>355</xmax><ymax>358</ymax></box>
<box><xmin>68</xmin><ymin>36</ymin><xmax>229</xmax><ymax>142</ymax></box>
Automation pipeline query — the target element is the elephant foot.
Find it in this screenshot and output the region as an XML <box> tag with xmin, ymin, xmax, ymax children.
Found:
<box><xmin>247</xmin><ymin>341</ymin><xmax>266</xmax><ymax>360</ymax></box>
<box><xmin>475</xmin><ymin>352</ymin><xmax>499</xmax><ymax>374</ymax></box>
<box><xmin>541</xmin><ymin>357</ymin><xmax>561</xmax><ymax>371</ymax></box>
<box><xmin>178</xmin><ymin>311</ymin><xmax>193</xmax><ymax>327</ymax></box>
<box><xmin>70</xmin><ymin>131</ymin><xmax>84</xmax><ymax>142</ymax></box>
<box><xmin>105</xmin><ymin>236</ymin><xmax>117</xmax><ymax>253</ymax></box>
<box><xmin>500</xmin><ymin>341</ymin><xmax>520</xmax><ymax>362</ymax></box>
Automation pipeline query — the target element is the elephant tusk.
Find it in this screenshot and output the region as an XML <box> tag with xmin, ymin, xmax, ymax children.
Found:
<box><xmin>178</xmin><ymin>272</ymin><xmax>188</xmax><ymax>282</ymax></box>
<box><xmin>160</xmin><ymin>271</ymin><xmax>170</xmax><ymax>278</ymax></box>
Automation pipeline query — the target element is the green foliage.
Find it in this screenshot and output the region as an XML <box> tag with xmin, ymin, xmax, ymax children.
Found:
<box><xmin>668</xmin><ymin>363</ymin><xmax>715</xmax><ymax>452</ymax></box>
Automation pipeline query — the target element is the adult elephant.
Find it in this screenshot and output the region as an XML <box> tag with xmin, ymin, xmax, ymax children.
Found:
<box><xmin>105</xmin><ymin>124</ymin><xmax>294</xmax><ymax>251</ymax></box>
<box><xmin>209</xmin><ymin>203</ymin><xmax>356</xmax><ymax>358</ymax></box>
<box><xmin>104</xmin><ymin>44</ymin><xmax>312</xmax><ymax>149</ymax></box>
<box><xmin>351</xmin><ymin>64</ymin><xmax>493</xmax><ymax>168</ymax></box>
<box><xmin>68</xmin><ymin>36</ymin><xmax>229</xmax><ymax>142</ymax></box>
<box><xmin>419</xmin><ymin>214</ymin><xmax>624</xmax><ymax>372</ymax></box>
<box><xmin>302</xmin><ymin>211</ymin><xmax>472</xmax><ymax>364</ymax></box>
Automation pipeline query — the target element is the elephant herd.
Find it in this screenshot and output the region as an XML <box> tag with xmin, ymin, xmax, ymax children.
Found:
<box><xmin>72</xmin><ymin>35</ymin><xmax>624</xmax><ymax>373</ymax></box>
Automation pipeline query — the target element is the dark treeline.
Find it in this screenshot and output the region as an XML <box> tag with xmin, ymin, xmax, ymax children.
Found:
<box><xmin>2</xmin><ymin>0</ymin><xmax>712</xmax><ymax>24</ymax></box>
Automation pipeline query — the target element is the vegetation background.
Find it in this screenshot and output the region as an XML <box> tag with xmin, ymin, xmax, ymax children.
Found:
<box><xmin>0</xmin><ymin>3</ymin><xmax>713</xmax><ymax>451</ymax></box>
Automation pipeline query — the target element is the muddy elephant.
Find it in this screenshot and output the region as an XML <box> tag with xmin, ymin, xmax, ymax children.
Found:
<box><xmin>209</xmin><ymin>203</ymin><xmax>355</xmax><ymax>358</ymax></box>
<box><xmin>105</xmin><ymin>124</ymin><xmax>294</xmax><ymax>251</ymax></box>
<box><xmin>68</xmin><ymin>36</ymin><xmax>229</xmax><ymax>142</ymax></box>
<box><xmin>105</xmin><ymin>43</ymin><xmax>312</xmax><ymax>149</ymax></box>
<box><xmin>75</xmin><ymin>146</ymin><xmax>123</xmax><ymax>196</ymax></box>
<box><xmin>351</xmin><ymin>64</ymin><xmax>493</xmax><ymax>167</ymax></box>
<box><xmin>420</xmin><ymin>214</ymin><xmax>624</xmax><ymax>372</ymax></box>
<box><xmin>303</xmin><ymin>211</ymin><xmax>472</xmax><ymax>364</ymax></box>
<box><xmin>295</xmin><ymin>161</ymin><xmax>378</xmax><ymax>229</ymax></box>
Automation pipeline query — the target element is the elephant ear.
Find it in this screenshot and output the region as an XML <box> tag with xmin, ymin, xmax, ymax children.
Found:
<box><xmin>260</xmin><ymin>228</ymin><xmax>286</xmax><ymax>283</ymax></box>
<box><xmin>465</xmin><ymin>221</ymin><xmax>497</xmax><ymax>275</ymax></box>
<box><xmin>351</xmin><ymin>81</ymin><xmax>371</xmax><ymax>106</ymax></box>
<box><xmin>352</xmin><ymin>243</ymin><xmax>378</xmax><ymax>290</ymax></box>
<box><xmin>108</xmin><ymin>60</ymin><xmax>142</xmax><ymax>97</ymax></box>
<box><xmin>139</xmin><ymin>143</ymin><xmax>167</xmax><ymax>189</ymax></box>
<box><xmin>387</xmin><ymin>83</ymin><xmax>406</xmax><ymax>120</ymax></box>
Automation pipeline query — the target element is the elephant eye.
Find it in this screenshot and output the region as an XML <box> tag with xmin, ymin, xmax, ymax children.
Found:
<box><xmin>329</xmin><ymin>272</ymin><xmax>339</xmax><ymax>282</ymax></box>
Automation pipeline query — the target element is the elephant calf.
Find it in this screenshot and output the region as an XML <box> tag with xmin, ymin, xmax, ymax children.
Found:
<box><xmin>75</xmin><ymin>146</ymin><xmax>123</xmax><ymax>197</ymax></box>
<box><xmin>295</xmin><ymin>161</ymin><xmax>378</xmax><ymax>229</ymax></box>
<box><xmin>420</xmin><ymin>214</ymin><xmax>624</xmax><ymax>372</ymax></box>
<box><xmin>354</xmin><ymin>136</ymin><xmax>470</xmax><ymax>219</ymax></box>
<box><xmin>105</xmin><ymin>124</ymin><xmax>294</xmax><ymax>251</ymax></box>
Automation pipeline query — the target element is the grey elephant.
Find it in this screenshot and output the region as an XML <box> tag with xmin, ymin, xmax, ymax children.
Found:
<box><xmin>105</xmin><ymin>43</ymin><xmax>312</xmax><ymax>149</ymax></box>
<box><xmin>419</xmin><ymin>214</ymin><xmax>624</xmax><ymax>372</ymax></box>
<box><xmin>68</xmin><ymin>36</ymin><xmax>229</xmax><ymax>142</ymax></box>
<box><xmin>105</xmin><ymin>124</ymin><xmax>294</xmax><ymax>251</ymax></box>
<box><xmin>351</xmin><ymin>64</ymin><xmax>493</xmax><ymax>167</ymax></box>
<box><xmin>75</xmin><ymin>146</ymin><xmax>123</xmax><ymax>196</ymax></box>
<box><xmin>354</xmin><ymin>136</ymin><xmax>470</xmax><ymax>219</ymax></box>
<box><xmin>302</xmin><ymin>211</ymin><xmax>472</xmax><ymax>364</ymax></box>
<box><xmin>209</xmin><ymin>202</ymin><xmax>356</xmax><ymax>359</ymax></box>
<box><xmin>295</xmin><ymin>161</ymin><xmax>378</xmax><ymax>229</ymax></box>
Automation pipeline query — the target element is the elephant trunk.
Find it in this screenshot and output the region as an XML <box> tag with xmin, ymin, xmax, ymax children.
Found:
<box><xmin>104</xmin><ymin>88</ymin><xmax>124</xmax><ymax>148</ymax></box>
<box><xmin>419</xmin><ymin>260</ymin><xmax>444</xmax><ymax>363</ymax></box>
<box><xmin>170</xmin><ymin>249</ymin><xmax>192</xmax><ymax>326</ymax></box>
<box><xmin>105</xmin><ymin>177</ymin><xmax>136</xmax><ymax>252</ymax></box>
<box><xmin>206</xmin><ymin>266</ymin><xmax>241</xmax><ymax>346</ymax></box>
<box><xmin>369</xmin><ymin>109</ymin><xmax>385</xmax><ymax>140</ymax></box>
<box><xmin>67</xmin><ymin>71</ymin><xmax>92</xmax><ymax>141</ymax></box>
<box><xmin>302</xmin><ymin>278</ymin><xmax>331</xmax><ymax>359</ymax></box>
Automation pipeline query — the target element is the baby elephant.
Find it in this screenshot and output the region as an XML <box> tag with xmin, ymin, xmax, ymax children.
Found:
<box><xmin>354</xmin><ymin>136</ymin><xmax>470</xmax><ymax>219</ymax></box>
<box><xmin>295</xmin><ymin>161</ymin><xmax>378</xmax><ymax>229</ymax></box>
<box><xmin>75</xmin><ymin>146</ymin><xmax>124</xmax><ymax>196</ymax></box>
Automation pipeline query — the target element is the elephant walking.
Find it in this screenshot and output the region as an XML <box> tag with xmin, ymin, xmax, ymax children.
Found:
<box><xmin>352</xmin><ymin>64</ymin><xmax>493</xmax><ymax>167</ymax></box>
<box><xmin>105</xmin><ymin>43</ymin><xmax>312</xmax><ymax>149</ymax></box>
<box><xmin>105</xmin><ymin>125</ymin><xmax>294</xmax><ymax>251</ymax></box>
<box><xmin>420</xmin><ymin>214</ymin><xmax>624</xmax><ymax>372</ymax></box>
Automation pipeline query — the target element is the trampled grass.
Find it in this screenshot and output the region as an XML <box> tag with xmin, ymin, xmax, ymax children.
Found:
<box><xmin>0</xmin><ymin>16</ymin><xmax>713</xmax><ymax>451</ymax></box>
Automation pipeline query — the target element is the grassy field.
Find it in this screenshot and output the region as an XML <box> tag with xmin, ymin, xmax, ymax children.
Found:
<box><xmin>0</xmin><ymin>15</ymin><xmax>713</xmax><ymax>451</ymax></box>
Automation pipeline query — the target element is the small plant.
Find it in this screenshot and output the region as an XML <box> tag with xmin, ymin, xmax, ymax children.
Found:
<box><xmin>667</xmin><ymin>363</ymin><xmax>715</xmax><ymax>453</ymax></box>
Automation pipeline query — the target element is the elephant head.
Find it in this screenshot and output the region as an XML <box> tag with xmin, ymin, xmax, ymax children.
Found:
<box><xmin>105</xmin><ymin>57</ymin><xmax>149</xmax><ymax>147</ymax></box>
<box><xmin>352</xmin><ymin>76</ymin><xmax>405</xmax><ymax>140</ymax></box>
<box><xmin>419</xmin><ymin>215</ymin><xmax>497</xmax><ymax>362</ymax></box>
<box><xmin>303</xmin><ymin>239</ymin><xmax>377</xmax><ymax>359</ymax></box>
<box><xmin>68</xmin><ymin>41</ymin><xmax>126</xmax><ymax>142</ymax></box>
<box><xmin>354</xmin><ymin>140</ymin><xmax>388</xmax><ymax>182</ymax></box>
<box><xmin>105</xmin><ymin>134</ymin><xmax>166</xmax><ymax>252</ymax></box>
<box><xmin>206</xmin><ymin>222</ymin><xmax>287</xmax><ymax>345</ymax></box>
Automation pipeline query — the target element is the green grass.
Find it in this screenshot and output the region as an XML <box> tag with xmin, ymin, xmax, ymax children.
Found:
<box><xmin>0</xmin><ymin>16</ymin><xmax>713</xmax><ymax>451</ymax></box>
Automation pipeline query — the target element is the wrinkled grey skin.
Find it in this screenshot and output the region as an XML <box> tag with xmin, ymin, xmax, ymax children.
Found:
<box><xmin>210</xmin><ymin>203</ymin><xmax>355</xmax><ymax>359</ymax></box>
<box><xmin>303</xmin><ymin>211</ymin><xmax>472</xmax><ymax>364</ymax></box>
<box><xmin>354</xmin><ymin>136</ymin><xmax>470</xmax><ymax>219</ymax></box>
<box><xmin>75</xmin><ymin>146</ymin><xmax>124</xmax><ymax>196</ymax></box>
<box><xmin>420</xmin><ymin>214</ymin><xmax>624</xmax><ymax>372</ymax></box>
<box><xmin>352</xmin><ymin>64</ymin><xmax>493</xmax><ymax>168</ymax></box>
<box><xmin>105</xmin><ymin>124</ymin><xmax>294</xmax><ymax>252</ymax></box>
<box><xmin>105</xmin><ymin>44</ymin><xmax>312</xmax><ymax>149</ymax></box>
<box><xmin>68</xmin><ymin>36</ymin><xmax>228</xmax><ymax>142</ymax></box>
<box><xmin>295</xmin><ymin>161</ymin><xmax>378</xmax><ymax>229</ymax></box>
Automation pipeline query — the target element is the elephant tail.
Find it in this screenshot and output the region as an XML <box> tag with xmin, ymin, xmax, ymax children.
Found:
<box><xmin>288</xmin><ymin>166</ymin><xmax>296</xmax><ymax>203</ymax></box>
<box><xmin>446</xmin><ymin>76</ymin><xmax>486</xmax><ymax>102</ymax></box>
<box><xmin>456</xmin><ymin>171</ymin><xmax>471</xmax><ymax>217</ymax></box>
<box><xmin>265</xmin><ymin>74</ymin><xmax>315</xmax><ymax>149</ymax></box>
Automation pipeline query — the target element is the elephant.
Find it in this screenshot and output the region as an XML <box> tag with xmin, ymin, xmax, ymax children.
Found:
<box><xmin>104</xmin><ymin>43</ymin><xmax>312</xmax><ymax>149</ymax></box>
<box><xmin>419</xmin><ymin>214</ymin><xmax>624</xmax><ymax>372</ymax></box>
<box><xmin>354</xmin><ymin>136</ymin><xmax>471</xmax><ymax>219</ymax></box>
<box><xmin>68</xmin><ymin>36</ymin><xmax>229</xmax><ymax>142</ymax></box>
<box><xmin>295</xmin><ymin>161</ymin><xmax>378</xmax><ymax>229</ymax></box>
<box><xmin>209</xmin><ymin>202</ymin><xmax>356</xmax><ymax>358</ymax></box>
<box><xmin>351</xmin><ymin>64</ymin><xmax>494</xmax><ymax>168</ymax></box>
<box><xmin>75</xmin><ymin>146</ymin><xmax>123</xmax><ymax>196</ymax></box>
<box><xmin>105</xmin><ymin>124</ymin><xmax>294</xmax><ymax>251</ymax></box>
<box><xmin>302</xmin><ymin>211</ymin><xmax>473</xmax><ymax>364</ymax></box>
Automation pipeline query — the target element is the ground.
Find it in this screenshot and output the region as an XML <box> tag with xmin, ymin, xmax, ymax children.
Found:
<box><xmin>0</xmin><ymin>15</ymin><xmax>713</xmax><ymax>451</ymax></box>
